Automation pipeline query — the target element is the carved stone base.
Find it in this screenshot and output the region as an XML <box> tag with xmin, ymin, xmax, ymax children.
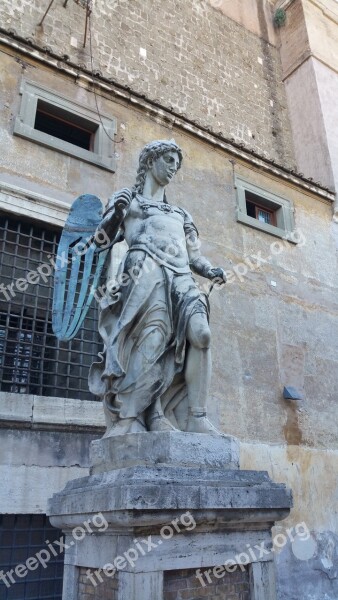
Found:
<box><xmin>48</xmin><ymin>433</ymin><xmax>292</xmax><ymax>600</ymax></box>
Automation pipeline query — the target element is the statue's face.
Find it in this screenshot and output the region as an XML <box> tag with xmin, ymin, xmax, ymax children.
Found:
<box><xmin>149</xmin><ymin>151</ymin><xmax>180</xmax><ymax>186</ymax></box>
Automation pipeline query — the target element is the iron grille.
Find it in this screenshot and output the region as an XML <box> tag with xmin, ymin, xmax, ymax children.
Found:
<box><xmin>0</xmin><ymin>514</ymin><xmax>64</xmax><ymax>599</ymax></box>
<box><xmin>0</xmin><ymin>214</ymin><xmax>101</xmax><ymax>400</ymax></box>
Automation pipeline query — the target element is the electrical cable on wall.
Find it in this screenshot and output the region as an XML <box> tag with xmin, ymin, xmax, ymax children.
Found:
<box><xmin>38</xmin><ymin>0</ymin><xmax>124</xmax><ymax>144</ymax></box>
<box><xmin>39</xmin><ymin>0</ymin><xmax>55</xmax><ymax>26</ymax></box>
<box><xmin>88</xmin><ymin>10</ymin><xmax>124</xmax><ymax>144</ymax></box>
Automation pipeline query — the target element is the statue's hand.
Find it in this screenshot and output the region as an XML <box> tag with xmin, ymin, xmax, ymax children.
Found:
<box><xmin>114</xmin><ymin>188</ymin><xmax>132</xmax><ymax>216</ymax></box>
<box><xmin>207</xmin><ymin>267</ymin><xmax>227</xmax><ymax>284</ymax></box>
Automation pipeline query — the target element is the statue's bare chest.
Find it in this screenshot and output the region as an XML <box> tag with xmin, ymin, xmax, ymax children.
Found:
<box><xmin>124</xmin><ymin>197</ymin><xmax>186</xmax><ymax>242</ymax></box>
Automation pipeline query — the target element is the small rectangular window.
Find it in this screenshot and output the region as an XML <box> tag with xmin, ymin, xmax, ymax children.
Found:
<box><xmin>14</xmin><ymin>80</ymin><xmax>116</xmax><ymax>171</ymax></box>
<box><xmin>34</xmin><ymin>99</ymin><xmax>98</xmax><ymax>151</ymax></box>
<box><xmin>236</xmin><ymin>177</ymin><xmax>296</xmax><ymax>242</ymax></box>
<box><xmin>245</xmin><ymin>191</ymin><xmax>277</xmax><ymax>227</ymax></box>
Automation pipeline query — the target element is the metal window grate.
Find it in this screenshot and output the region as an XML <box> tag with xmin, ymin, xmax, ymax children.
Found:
<box><xmin>0</xmin><ymin>514</ymin><xmax>64</xmax><ymax>599</ymax></box>
<box><xmin>0</xmin><ymin>214</ymin><xmax>101</xmax><ymax>400</ymax></box>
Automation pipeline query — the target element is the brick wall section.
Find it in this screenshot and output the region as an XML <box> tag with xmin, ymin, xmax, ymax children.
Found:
<box><xmin>0</xmin><ymin>0</ymin><xmax>295</xmax><ymax>168</ymax></box>
<box><xmin>78</xmin><ymin>567</ymin><xmax>118</xmax><ymax>599</ymax></box>
<box><xmin>164</xmin><ymin>566</ymin><xmax>250</xmax><ymax>600</ymax></box>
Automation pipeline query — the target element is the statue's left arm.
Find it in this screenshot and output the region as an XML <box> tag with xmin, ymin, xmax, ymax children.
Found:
<box><xmin>184</xmin><ymin>211</ymin><xmax>226</xmax><ymax>283</ymax></box>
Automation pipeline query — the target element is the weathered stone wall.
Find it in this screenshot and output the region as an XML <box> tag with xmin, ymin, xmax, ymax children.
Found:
<box><xmin>0</xmin><ymin>0</ymin><xmax>295</xmax><ymax>168</ymax></box>
<box><xmin>164</xmin><ymin>566</ymin><xmax>249</xmax><ymax>600</ymax></box>
<box><xmin>278</xmin><ymin>0</ymin><xmax>338</xmax><ymax>207</ymax></box>
<box><xmin>0</xmin><ymin>50</ymin><xmax>117</xmax><ymax>206</ymax></box>
<box><xmin>0</xmin><ymin>393</ymin><xmax>104</xmax><ymax>513</ymax></box>
<box><xmin>241</xmin><ymin>442</ymin><xmax>338</xmax><ymax>599</ymax></box>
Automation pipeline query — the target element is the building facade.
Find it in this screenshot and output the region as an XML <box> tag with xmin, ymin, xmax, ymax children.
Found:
<box><xmin>0</xmin><ymin>0</ymin><xmax>337</xmax><ymax>598</ymax></box>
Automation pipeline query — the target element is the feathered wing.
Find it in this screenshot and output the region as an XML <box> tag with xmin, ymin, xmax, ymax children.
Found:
<box><xmin>52</xmin><ymin>194</ymin><xmax>109</xmax><ymax>341</ymax></box>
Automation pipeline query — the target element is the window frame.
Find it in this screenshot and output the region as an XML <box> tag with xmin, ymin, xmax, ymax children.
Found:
<box><xmin>235</xmin><ymin>176</ymin><xmax>296</xmax><ymax>242</ymax></box>
<box><xmin>14</xmin><ymin>80</ymin><xmax>116</xmax><ymax>172</ymax></box>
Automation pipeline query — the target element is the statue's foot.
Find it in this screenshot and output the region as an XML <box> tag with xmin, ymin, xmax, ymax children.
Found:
<box><xmin>103</xmin><ymin>417</ymin><xmax>146</xmax><ymax>437</ymax></box>
<box><xmin>186</xmin><ymin>408</ymin><xmax>222</xmax><ymax>435</ymax></box>
<box><xmin>147</xmin><ymin>414</ymin><xmax>179</xmax><ymax>432</ymax></box>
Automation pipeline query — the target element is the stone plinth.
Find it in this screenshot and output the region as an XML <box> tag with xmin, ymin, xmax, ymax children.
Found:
<box><xmin>48</xmin><ymin>433</ymin><xmax>292</xmax><ymax>600</ymax></box>
<box><xmin>90</xmin><ymin>431</ymin><xmax>240</xmax><ymax>473</ymax></box>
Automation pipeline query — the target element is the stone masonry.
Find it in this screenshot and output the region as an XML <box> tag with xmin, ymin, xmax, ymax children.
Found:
<box><xmin>163</xmin><ymin>567</ymin><xmax>250</xmax><ymax>600</ymax></box>
<box><xmin>48</xmin><ymin>432</ymin><xmax>291</xmax><ymax>600</ymax></box>
<box><xmin>78</xmin><ymin>567</ymin><xmax>118</xmax><ymax>599</ymax></box>
<box><xmin>0</xmin><ymin>0</ymin><xmax>295</xmax><ymax>169</ymax></box>
<box><xmin>77</xmin><ymin>565</ymin><xmax>249</xmax><ymax>600</ymax></box>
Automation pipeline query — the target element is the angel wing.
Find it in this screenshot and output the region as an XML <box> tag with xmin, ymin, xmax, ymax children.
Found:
<box><xmin>52</xmin><ymin>194</ymin><xmax>109</xmax><ymax>341</ymax></box>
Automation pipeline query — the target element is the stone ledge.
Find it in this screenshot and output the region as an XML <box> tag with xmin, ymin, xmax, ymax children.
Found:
<box><xmin>49</xmin><ymin>465</ymin><xmax>292</xmax><ymax>520</ymax></box>
<box><xmin>54</xmin><ymin>528</ymin><xmax>274</xmax><ymax>572</ymax></box>
<box><xmin>49</xmin><ymin>433</ymin><xmax>292</xmax><ymax>530</ymax></box>
<box><xmin>0</xmin><ymin>392</ymin><xmax>105</xmax><ymax>430</ymax></box>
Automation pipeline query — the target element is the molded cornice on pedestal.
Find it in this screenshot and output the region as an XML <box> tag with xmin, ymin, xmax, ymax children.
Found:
<box><xmin>48</xmin><ymin>433</ymin><xmax>291</xmax><ymax>600</ymax></box>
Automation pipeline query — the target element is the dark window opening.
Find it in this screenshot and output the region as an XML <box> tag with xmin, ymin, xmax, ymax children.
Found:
<box><xmin>245</xmin><ymin>191</ymin><xmax>277</xmax><ymax>227</ymax></box>
<box><xmin>0</xmin><ymin>312</ymin><xmax>55</xmax><ymax>395</ymax></box>
<box><xmin>0</xmin><ymin>214</ymin><xmax>101</xmax><ymax>400</ymax></box>
<box><xmin>0</xmin><ymin>514</ymin><xmax>64</xmax><ymax>600</ymax></box>
<box><xmin>34</xmin><ymin>100</ymin><xmax>98</xmax><ymax>151</ymax></box>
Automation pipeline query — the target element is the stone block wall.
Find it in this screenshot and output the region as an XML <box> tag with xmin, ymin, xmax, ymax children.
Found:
<box><xmin>78</xmin><ymin>568</ymin><xmax>118</xmax><ymax>599</ymax></box>
<box><xmin>76</xmin><ymin>566</ymin><xmax>250</xmax><ymax>599</ymax></box>
<box><xmin>0</xmin><ymin>0</ymin><xmax>295</xmax><ymax>168</ymax></box>
<box><xmin>78</xmin><ymin>567</ymin><xmax>250</xmax><ymax>600</ymax></box>
<box><xmin>164</xmin><ymin>567</ymin><xmax>250</xmax><ymax>600</ymax></box>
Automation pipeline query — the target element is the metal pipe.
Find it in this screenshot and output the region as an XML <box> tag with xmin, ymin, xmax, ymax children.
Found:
<box><xmin>83</xmin><ymin>3</ymin><xmax>89</xmax><ymax>47</ymax></box>
<box><xmin>38</xmin><ymin>0</ymin><xmax>55</xmax><ymax>26</ymax></box>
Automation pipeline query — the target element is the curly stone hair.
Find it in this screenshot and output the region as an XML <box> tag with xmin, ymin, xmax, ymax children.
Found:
<box><xmin>132</xmin><ymin>139</ymin><xmax>183</xmax><ymax>197</ymax></box>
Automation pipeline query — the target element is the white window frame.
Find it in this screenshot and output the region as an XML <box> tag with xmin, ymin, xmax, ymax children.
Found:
<box><xmin>14</xmin><ymin>80</ymin><xmax>116</xmax><ymax>172</ymax></box>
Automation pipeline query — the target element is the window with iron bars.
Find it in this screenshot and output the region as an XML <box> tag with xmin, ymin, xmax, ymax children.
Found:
<box><xmin>0</xmin><ymin>213</ymin><xmax>101</xmax><ymax>400</ymax></box>
<box><xmin>0</xmin><ymin>514</ymin><xmax>64</xmax><ymax>599</ymax></box>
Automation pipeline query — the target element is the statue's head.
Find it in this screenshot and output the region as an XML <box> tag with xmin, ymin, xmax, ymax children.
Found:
<box><xmin>133</xmin><ymin>139</ymin><xmax>183</xmax><ymax>195</ymax></box>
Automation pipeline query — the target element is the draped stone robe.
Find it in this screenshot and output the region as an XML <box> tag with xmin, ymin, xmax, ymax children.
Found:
<box><xmin>89</xmin><ymin>193</ymin><xmax>209</xmax><ymax>429</ymax></box>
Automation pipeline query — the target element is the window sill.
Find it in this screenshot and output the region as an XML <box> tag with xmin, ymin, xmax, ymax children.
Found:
<box><xmin>14</xmin><ymin>120</ymin><xmax>116</xmax><ymax>172</ymax></box>
<box><xmin>236</xmin><ymin>210</ymin><xmax>297</xmax><ymax>243</ymax></box>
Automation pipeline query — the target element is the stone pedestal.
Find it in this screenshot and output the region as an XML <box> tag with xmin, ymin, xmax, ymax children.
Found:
<box><xmin>48</xmin><ymin>433</ymin><xmax>292</xmax><ymax>600</ymax></box>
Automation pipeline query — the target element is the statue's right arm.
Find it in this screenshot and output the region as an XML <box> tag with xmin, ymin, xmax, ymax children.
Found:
<box><xmin>94</xmin><ymin>188</ymin><xmax>132</xmax><ymax>246</ymax></box>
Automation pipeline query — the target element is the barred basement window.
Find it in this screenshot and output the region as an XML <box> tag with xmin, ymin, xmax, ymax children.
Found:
<box><xmin>0</xmin><ymin>214</ymin><xmax>101</xmax><ymax>400</ymax></box>
<box><xmin>236</xmin><ymin>177</ymin><xmax>296</xmax><ymax>241</ymax></box>
<box><xmin>0</xmin><ymin>514</ymin><xmax>64</xmax><ymax>600</ymax></box>
<box><xmin>14</xmin><ymin>80</ymin><xmax>116</xmax><ymax>171</ymax></box>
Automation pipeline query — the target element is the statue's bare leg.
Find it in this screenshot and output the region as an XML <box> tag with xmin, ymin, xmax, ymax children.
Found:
<box><xmin>185</xmin><ymin>313</ymin><xmax>221</xmax><ymax>434</ymax></box>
